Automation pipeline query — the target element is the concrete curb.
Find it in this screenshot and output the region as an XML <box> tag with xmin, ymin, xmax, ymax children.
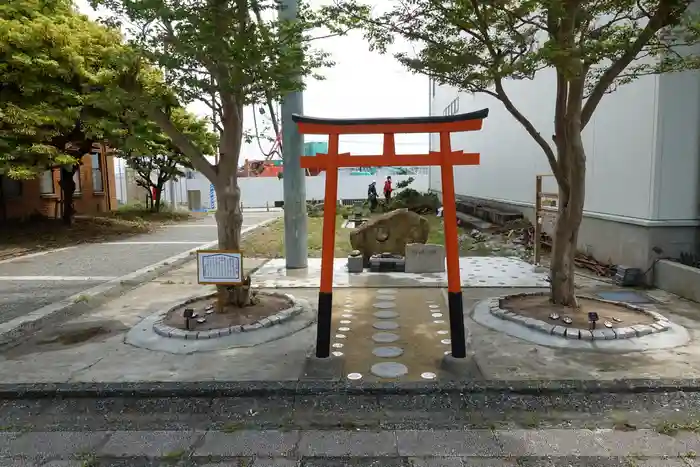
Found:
<box><xmin>1</xmin><ymin>378</ymin><xmax>700</xmax><ymax>399</ymax></box>
<box><xmin>1</xmin><ymin>429</ymin><xmax>698</xmax><ymax>461</ymax></box>
<box><xmin>125</xmin><ymin>296</ymin><xmax>315</xmax><ymax>354</ymax></box>
<box><xmin>0</xmin><ymin>217</ymin><xmax>278</xmax><ymax>349</ymax></box>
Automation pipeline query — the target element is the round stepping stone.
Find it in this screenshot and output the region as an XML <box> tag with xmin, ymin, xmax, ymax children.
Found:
<box><xmin>341</xmin><ymin>314</ymin><xmax>353</xmax><ymax>318</ymax></box>
<box><xmin>371</xmin><ymin>362</ymin><xmax>408</xmax><ymax>378</ymax></box>
<box><xmin>335</xmin><ymin>334</ymin><xmax>346</xmax><ymax>339</ymax></box>
<box><xmin>372</xmin><ymin>346</ymin><xmax>404</xmax><ymax>358</ymax></box>
<box><xmin>376</xmin><ymin>295</ymin><xmax>395</xmax><ymax>301</ymax></box>
<box><xmin>338</xmin><ymin>327</ymin><xmax>350</xmax><ymax>332</ymax></box>
<box><xmin>332</xmin><ymin>351</ymin><xmax>344</xmax><ymax>357</ymax></box>
<box><xmin>374</xmin><ymin>310</ymin><xmax>399</xmax><ymax>319</ymax></box>
<box><xmin>347</xmin><ymin>373</ymin><xmax>362</xmax><ymax>380</ymax></box>
<box><xmin>374</xmin><ymin>302</ymin><xmax>395</xmax><ymax>309</ymax></box>
<box><xmin>377</xmin><ymin>289</ymin><xmax>397</xmax><ymax>294</ymax></box>
<box><xmin>421</xmin><ymin>372</ymin><xmax>437</xmax><ymax>380</ymax></box>
<box><xmin>373</xmin><ymin>321</ymin><xmax>399</xmax><ymax>330</ymax></box>
<box><xmin>433</xmin><ymin>320</ymin><xmax>445</xmax><ymax>324</ymax></box>
<box><xmin>429</xmin><ymin>305</ymin><xmax>440</xmax><ymax>309</ymax></box>
<box><xmin>441</xmin><ymin>338</ymin><xmax>451</xmax><ymax>345</ymax></box>
<box><xmin>332</xmin><ymin>343</ymin><xmax>344</xmax><ymax>348</ymax></box>
<box><xmin>340</xmin><ymin>320</ymin><xmax>352</xmax><ymax>324</ymax></box>
<box><xmin>437</xmin><ymin>330</ymin><xmax>449</xmax><ymax>335</ymax></box>
<box><xmin>432</xmin><ymin>313</ymin><xmax>443</xmax><ymax>318</ymax></box>
<box><xmin>372</xmin><ymin>332</ymin><xmax>400</xmax><ymax>343</ymax></box>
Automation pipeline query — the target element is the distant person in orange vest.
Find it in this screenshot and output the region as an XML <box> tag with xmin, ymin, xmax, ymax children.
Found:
<box><xmin>383</xmin><ymin>176</ymin><xmax>393</xmax><ymax>202</ymax></box>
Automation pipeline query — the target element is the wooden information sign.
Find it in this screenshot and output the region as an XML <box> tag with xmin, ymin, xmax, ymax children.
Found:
<box><xmin>196</xmin><ymin>250</ymin><xmax>243</xmax><ymax>285</ymax></box>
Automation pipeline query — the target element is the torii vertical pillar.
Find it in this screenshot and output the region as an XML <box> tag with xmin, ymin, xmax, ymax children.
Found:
<box><xmin>293</xmin><ymin>109</ymin><xmax>489</xmax><ymax>361</ymax></box>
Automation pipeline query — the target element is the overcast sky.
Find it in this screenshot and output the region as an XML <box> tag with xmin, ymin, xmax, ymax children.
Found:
<box><xmin>74</xmin><ymin>0</ymin><xmax>430</xmax><ymax>163</ymax></box>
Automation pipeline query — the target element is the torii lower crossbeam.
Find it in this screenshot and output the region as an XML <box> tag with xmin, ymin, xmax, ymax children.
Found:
<box><xmin>292</xmin><ymin>109</ymin><xmax>489</xmax><ymax>363</ymax></box>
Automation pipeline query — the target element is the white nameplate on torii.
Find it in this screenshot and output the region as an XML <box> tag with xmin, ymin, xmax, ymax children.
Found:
<box><xmin>197</xmin><ymin>250</ymin><xmax>243</xmax><ymax>284</ymax></box>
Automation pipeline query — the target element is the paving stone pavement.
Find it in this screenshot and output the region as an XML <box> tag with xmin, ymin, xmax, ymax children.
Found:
<box><xmin>0</xmin><ymin>429</ymin><xmax>699</xmax><ymax>466</ymax></box>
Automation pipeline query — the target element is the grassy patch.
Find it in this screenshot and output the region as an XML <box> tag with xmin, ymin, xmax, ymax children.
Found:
<box><xmin>110</xmin><ymin>204</ymin><xmax>193</xmax><ymax>223</ymax></box>
<box><xmin>656</xmin><ymin>420</ymin><xmax>700</xmax><ymax>436</ymax></box>
<box><xmin>221</xmin><ymin>421</ymin><xmax>245</xmax><ymax>433</ymax></box>
<box><xmin>162</xmin><ymin>448</ymin><xmax>186</xmax><ymax>463</ymax></box>
<box><xmin>241</xmin><ymin>213</ymin><xmax>448</xmax><ymax>258</ymax></box>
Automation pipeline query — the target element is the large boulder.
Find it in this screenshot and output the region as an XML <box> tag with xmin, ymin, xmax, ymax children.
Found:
<box><xmin>350</xmin><ymin>209</ymin><xmax>430</xmax><ymax>266</ymax></box>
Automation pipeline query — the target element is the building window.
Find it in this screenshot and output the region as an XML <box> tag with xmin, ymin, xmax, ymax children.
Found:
<box><xmin>443</xmin><ymin>97</ymin><xmax>460</xmax><ymax>116</ymax></box>
<box><xmin>40</xmin><ymin>170</ymin><xmax>55</xmax><ymax>194</ymax></box>
<box><xmin>91</xmin><ymin>152</ymin><xmax>104</xmax><ymax>192</ymax></box>
<box><xmin>1</xmin><ymin>176</ymin><xmax>22</xmax><ymax>199</ymax></box>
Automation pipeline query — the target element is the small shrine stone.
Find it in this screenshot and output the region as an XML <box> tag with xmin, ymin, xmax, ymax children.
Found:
<box><xmin>405</xmin><ymin>243</ymin><xmax>446</xmax><ymax>273</ymax></box>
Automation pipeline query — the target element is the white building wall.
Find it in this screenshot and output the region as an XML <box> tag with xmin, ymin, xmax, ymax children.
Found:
<box><xmin>653</xmin><ymin>68</ymin><xmax>700</xmax><ymax>223</ymax></box>
<box><xmin>429</xmin><ymin>70</ymin><xmax>662</xmax><ymax>222</ymax></box>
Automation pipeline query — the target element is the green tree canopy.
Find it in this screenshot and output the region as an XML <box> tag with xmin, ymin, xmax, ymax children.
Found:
<box><xmin>116</xmin><ymin>106</ymin><xmax>218</xmax><ymax>211</ymax></box>
<box><xmin>92</xmin><ymin>0</ymin><xmax>331</xmax><ymax>183</ymax></box>
<box><xmin>0</xmin><ymin>0</ymin><xmax>135</xmax><ymax>180</ymax></box>
<box><xmin>90</xmin><ymin>0</ymin><xmax>334</xmax><ymax>307</ymax></box>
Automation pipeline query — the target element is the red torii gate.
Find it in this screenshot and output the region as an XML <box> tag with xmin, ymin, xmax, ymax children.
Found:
<box><xmin>292</xmin><ymin>109</ymin><xmax>489</xmax><ymax>360</ymax></box>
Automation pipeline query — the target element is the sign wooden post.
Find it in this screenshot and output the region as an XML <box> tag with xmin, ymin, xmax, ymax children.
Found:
<box><xmin>534</xmin><ymin>174</ymin><xmax>558</xmax><ymax>265</ymax></box>
<box><xmin>292</xmin><ymin>109</ymin><xmax>489</xmax><ymax>359</ymax></box>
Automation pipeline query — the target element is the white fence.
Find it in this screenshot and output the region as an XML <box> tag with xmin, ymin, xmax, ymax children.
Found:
<box><xmin>115</xmin><ymin>164</ymin><xmax>430</xmax><ymax>210</ymax></box>
<box><xmin>236</xmin><ymin>172</ymin><xmax>429</xmax><ymax>208</ymax></box>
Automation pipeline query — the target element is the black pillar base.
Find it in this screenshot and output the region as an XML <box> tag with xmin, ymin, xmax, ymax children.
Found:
<box><xmin>440</xmin><ymin>353</ymin><xmax>483</xmax><ymax>380</ymax></box>
<box><xmin>315</xmin><ymin>291</ymin><xmax>333</xmax><ymax>358</ymax></box>
<box><xmin>301</xmin><ymin>354</ymin><xmax>344</xmax><ymax>381</ymax></box>
<box><xmin>447</xmin><ymin>291</ymin><xmax>467</xmax><ymax>358</ymax></box>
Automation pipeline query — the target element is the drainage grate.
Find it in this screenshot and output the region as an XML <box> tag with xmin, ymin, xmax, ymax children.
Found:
<box><xmin>596</xmin><ymin>291</ymin><xmax>654</xmax><ymax>304</ymax></box>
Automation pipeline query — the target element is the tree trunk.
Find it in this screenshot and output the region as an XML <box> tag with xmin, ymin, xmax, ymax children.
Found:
<box><xmin>144</xmin><ymin>188</ymin><xmax>152</xmax><ymax>210</ymax></box>
<box><xmin>549</xmin><ymin>133</ymin><xmax>586</xmax><ymax>307</ymax></box>
<box><xmin>0</xmin><ymin>176</ymin><xmax>7</xmax><ymax>223</ymax></box>
<box><xmin>59</xmin><ymin>167</ymin><xmax>76</xmax><ymax>226</ymax></box>
<box><xmin>214</xmin><ymin>176</ymin><xmax>251</xmax><ymax>309</ymax></box>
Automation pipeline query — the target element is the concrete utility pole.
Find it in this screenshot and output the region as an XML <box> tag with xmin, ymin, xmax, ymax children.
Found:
<box><xmin>279</xmin><ymin>0</ymin><xmax>308</xmax><ymax>269</ymax></box>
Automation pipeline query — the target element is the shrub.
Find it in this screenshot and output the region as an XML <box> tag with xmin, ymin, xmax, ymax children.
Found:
<box><xmin>389</xmin><ymin>189</ymin><xmax>440</xmax><ymax>214</ymax></box>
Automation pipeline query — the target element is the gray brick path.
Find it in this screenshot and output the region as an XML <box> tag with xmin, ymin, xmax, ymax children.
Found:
<box><xmin>0</xmin><ymin>429</ymin><xmax>698</xmax><ymax>465</ymax></box>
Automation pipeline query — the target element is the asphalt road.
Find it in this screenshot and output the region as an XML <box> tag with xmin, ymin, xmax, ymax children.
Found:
<box><xmin>0</xmin><ymin>210</ymin><xmax>280</xmax><ymax>324</ymax></box>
